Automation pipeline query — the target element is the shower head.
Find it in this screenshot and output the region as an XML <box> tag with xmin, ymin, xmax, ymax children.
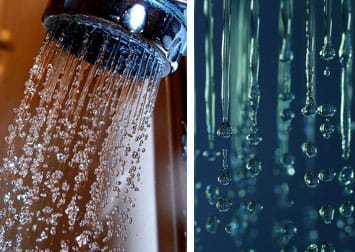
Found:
<box><xmin>42</xmin><ymin>0</ymin><xmax>187</xmax><ymax>76</ymax></box>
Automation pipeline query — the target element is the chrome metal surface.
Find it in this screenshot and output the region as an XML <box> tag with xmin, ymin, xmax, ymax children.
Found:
<box><xmin>43</xmin><ymin>0</ymin><xmax>187</xmax><ymax>74</ymax></box>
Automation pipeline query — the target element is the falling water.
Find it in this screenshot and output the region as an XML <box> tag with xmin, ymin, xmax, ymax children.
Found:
<box><xmin>339</xmin><ymin>0</ymin><xmax>353</xmax><ymax>160</ymax></box>
<box><xmin>246</xmin><ymin>0</ymin><xmax>262</xmax><ymax>147</ymax></box>
<box><xmin>0</xmin><ymin>17</ymin><xmax>165</xmax><ymax>251</ymax></box>
<box><xmin>217</xmin><ymin>0</ymin><xmax>233</xmax><ymax>138</ymax></box>
<box><xmin>203</xmin><ymin>0</ymin><xmax>217</xmax><ymax>161</ymax></box>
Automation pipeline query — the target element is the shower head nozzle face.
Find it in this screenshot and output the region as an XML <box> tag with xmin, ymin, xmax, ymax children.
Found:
<box><xmin>43</xmin><ymin>0</ymin><xmax>187</xmax><ymax>75</ymax></box>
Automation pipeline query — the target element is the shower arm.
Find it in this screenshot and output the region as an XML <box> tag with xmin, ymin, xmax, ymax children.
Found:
<box><xmin>42</xmin><ymin>0</ymin><xmax>187</xmax><ymax>74</ymax></box>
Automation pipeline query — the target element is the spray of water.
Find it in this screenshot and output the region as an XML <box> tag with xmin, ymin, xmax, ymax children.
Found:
<box><xmin>0</xmin><ymin>19</ymin><xmax>165</xmax><ymax>250</ymax></box>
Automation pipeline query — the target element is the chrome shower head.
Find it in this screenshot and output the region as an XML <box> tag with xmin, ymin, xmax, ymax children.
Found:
<box><xmin>42</xmin><ymin>0</ymin><xmax>187</xmax><ymax>76</ymax></box>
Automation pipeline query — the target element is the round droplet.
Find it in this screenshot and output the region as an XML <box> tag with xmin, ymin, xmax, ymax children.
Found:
<box><xmin>323</xmin><ymin>67</ymin><xmax>331</xmax><ymax>77</ymax></box>
<box><xmin>205</xmin><ymin>215</ymin><xmax>220</xmax><ymax>234</ymax></box>
<box><xmin>281</xmin><ymin>108</ymin><xmax>295</xmax><ymax>122</ymax></box>
<box><xmin>217</xmin><ymin>169</ymin><xmax>232</xmax><ymax>186</ymax></box>
<box><xmin>301</xmin><ymin>142</ymin><xmax>318</xmax><ymax>158</ymax></box>
<box><xmin>216</xmin><ymin>197</ymin><xmax>232</xmax><ymax>213</ymax></box>
<box><xmin>304</xmin><ymin>172</ymin><xmax>320</xmax><ymax>188</ymax></box>
<box><xmin>205</xmin><ymin>185</ymin><xmax>220</xmax><ymax>206</ymax></box>
<box><xmin>318</xmin><ymin>168</ymin><xmax>337</xmax><ymax>182</ymax></box>
<box><xmin>320</xmin><ymin>241</ymin><xmax>335</xmax><ymax>252</ymax></box>
<box><xmin>225</xmin><ymin>221</ymin><xmax>237</xmax><ymax>235</ymax></box>
<box><xmin>319</xmin><ymin>204</ymin><xmax>335</xmax><ymax>224</ymax></box>
<box><xmin>344</xmin><ymin>185</ymin><xmax>354</xmax><ymax>195</ymax></box>
<box><xmin>246</xmin><ymin>159</ymin><xmax>262</xmax><ymax>177</ymax></box>
<box><xmin>320</xmin><ymin>43</ymin><xmax>336</xmax><ymax>61</ymax></box>
<box><xmin>306</xmin><ymin>243</ymin><xmax>319</xmax><ymax>252</ymax></box>
<box><xmin>320</xmin><ymin>122</ymin><xmax>335</xmax><ymax>139</ymax></box>
<box><xmin>242</xmin><ymin>200</ymin><xmax>263</xmax><ymax>214</ymax></box>
<box><xmin>217</xmin><ymin>121</ymin><xmax>233</xmax><ymax>138</ymax></box>
<box><xmin>301</xmin><ymin>102</ymin><xmax>317</xmax><ymax>117</ymax></box>
<box><xmin>246</xmin><ymin>130</ymin><xmax>263</xmax><ymax>146</ymax></box>
<box><xmin>338</xmin><ymin>166</ymin><xmax>354</xmax><ymax>186</ymax></box>
<box><xmin>339</xmin><ymin>201</ymin><xmax>354</xmax><ymax>218</ymax></box>
<box><xmin>317</xmin><ymin>104</ymin><xmax>336</xmax><ymax>117</ymax></box>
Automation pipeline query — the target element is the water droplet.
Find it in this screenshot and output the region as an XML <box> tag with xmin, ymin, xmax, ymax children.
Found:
<box><xmin>217</xmin><ymin>169</ymin><xmax>232</xmax><ymax>186</ymax></box>
<box><xmin>320</xmin><ymin>43</ymin><xmax>336</xmax><ymax>61</ymax></box>
<box><xmin>338</xmin><ymin>166</ymin><xmax>354</xmax><ymax>186</ymax></box>
<box><xmin>317</xmin><ymin>104</ymin><xmax>336</xmax><ymax>117</ymax></box>
<box><xmin>320</xmin><ymin>241</ymin><xmax>335</xmax><ymax>252</ymax></box>
<box><xmin>205</xmin><ymin>215</ymin><xmax>220</xmax><ymax>234</ymax></box>
<box><xmin>246</xmin><ymin>129</ymin><xmax>263</xmax><ymax>146</ymax></box>
<box><xmin>225</xmin><ymin>221</ymin><xmax>237</xmax><ymax>235</ymax></box>
<box><xmin>304</xmin><ymin>172</ymin><xmax>320</xmax><ymax>188</ymax></box>
<box><xmin>246</xmin><ymin>159</ymin><xmax>262</xmax><ymax>177</ymax></box>
<box><xmin>217</xmin><ymin>121</ymin><xmax>233</xmax><ymax>138</ymax></box>
<box><xmin>280</xmin><ymin>153</ymin><xmax>295</xmax><ymax>169</ymax></box>
<box><xmin>216</xmin><ymin>197</ymin><xmax>232</xmax><ymax>213</ymax></box>
<box><xmin>318</xmin><ymin>168</ymin><xmax>336</xmax><ymax>182</ymax></box>
<box><xmin>205</xmin><ymin>185</ymin><xmax>220</xmax><ymax>206</ymax></box>
<box><xmin>242</xmin><ymin>200</ymin><xmax>264</xmax><ymax>214</ymax></box>
<box><xmin>339</xmin><ymin>201</ymin><xmax>354</xmax><ymax>218</ymax></box>
<box><xmin>279</xmin><ymin>221</ymin><xmax>298</xmax><ymax>241</ymax></box>
<box><xmin>319</xmin><ymin>204</ymin><xmax>335</xmax><ymax>224</ymax></box>
<box><xmin>306</xmin><ymin>244</ymin><xmax>319</xmax><ymax>252</ymax></box>
<box><xmin>301</xmin><ymin>102</ymin><xmax>317</xmax><ymax>117</ymax></box>
<box><xmin>301</xmin><ymin>142</ymin><xmax>318</xmax><ymax>158</ymax></box>
<box><xmin>323</xmin><ymin>67</ymin><xmax>331</xmax><ymax>77</ymax></box>
<box><xmin>320</xmin><ymin>122</ymin><xmax>335</xmax><ymax>139</ymax></box>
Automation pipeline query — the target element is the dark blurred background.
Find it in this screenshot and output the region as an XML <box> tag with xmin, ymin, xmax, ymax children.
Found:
<box><xmin>195</xmin><ymin>0</ymin><xmax>355</xmax><ymax>251</ymax></box>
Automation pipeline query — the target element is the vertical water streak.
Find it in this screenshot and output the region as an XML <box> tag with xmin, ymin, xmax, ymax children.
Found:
<box><xmin>301</xmin><ymin>0</ymin><xmax>317</xmax><ymax>117</ymax></box>
<box><xmin>217</xmin><ymin>0</ymin><xmax>233</xmax><ymax>138</ymax></box>
<box><xmin>339</xmin><ymin>0</ymin><xmax>353</xmax><ymax>160</ymax></box>
<box><xmin>246</xmin><ymin>0</ymin><xmax>262</xmax><ymax>146</ymax></box>
<box><xmin>320</xmin><ymin>0</ymin><xmax>336</xmax><ymax>62</ymax></box>
<box><xmin>277</xmin><ymin>0</ymin><xmax>294</xmax><ymax>165</ymax></box>
<box><xmin>203</xmin><ymin>0</ymin><xmax>217</xmax><ymax>160</ymax></box>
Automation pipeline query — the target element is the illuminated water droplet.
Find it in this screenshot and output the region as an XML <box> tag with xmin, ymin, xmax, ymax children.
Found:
<box><xmin>217</xmin><ymin>169</ymin><xmax>232</xmax><ymax>186</ymax></box>
<box><xmin>304</xmin><ymin>172</ymin><xmax>320</xmax><ymax>188</ymax></box>
<box><xmin>306</xmin><ymin>244</ymin><xmax>319</xmax><ymax>252</ymax></box>
<box><xmin>323</xmin><ymin>67</ymin><xmax>331</xmax><ymax>77</ymax></box>
<box><xmin>320</xmin><ymin>43</ymin><xmax>336</xmax><ymax>61</ymax></box>
<box><xmin>319</xmin><ymin>204</ymin><xmax>335</xmax><ymax>224</ymax></box>
<box><xmin>301</xmin><ymin>102</ymin><xmax>317</xmax><ymax>117</ymax></box>
<box><xmin>246</xmin><ymin>158</ymin><xmax>262</xmax><ymax>177</ymax></box>
<box><xmin>301</xmin><ymin>142</ymin><xmax>318</xmax><ymax>158</ymax></box>
<box><xmin>225</xmin><ymin>221</ymin><xmax>237</xmax><ymax>235</ymax></box>
<box><xmin>205</xmin><ymin>185</ymin><xmax>220</xmax><ymax>206</ymax></box>
<box><xmin>320</xmin><ymin>122</ymin><xmax>335</xmax><ymax>139</ymax></box>
<box><xmin>317</xmin><ymin>104</ymin><xmax>336</xmax><ymax>117</ymax></box>
<box><xmin>205</xmin><ymin>215</ymin><xmax>220</xmax><ymax>234</ymax></box>
<box><xmin>339</xmin><ymin>201</ymin><xmax>354</xmax><ymax>218</ymax></box>
<box><xmin>216</xmin><ymin>197</ymin><xmax>232</xmax><ymax>213</ymax></box>
<box><xmin>246</xmin><ymin>128</ymin><xmax>263</xmax><ymax>146</ymax></box>
<box><xmin>320</xmin><ymin>241</ymin><xmax>335</xmax><ymax>252</ymax></box>
<box><xmin>280</xmin><ymin>221</ymin><xmax>298</xmax><ymax>241</ymax></box>
<box><xmin>217</xmin><ymin>121</ymin><xmax>233</xmax><ymax>138</ymax></box>
<box><xmin>242</xmin><ymin>200</ymin><xmax>263</xmax><ymax>214</ymax></box>
<box><xmin>338</xmin><ymin>166</ymin><xmax>354</xmax><ymax>186</ymax></box>
<box><xmin>318</xmin><ymin>168</ymin><xmax>336</xmax><ymax>182</ymax></box>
